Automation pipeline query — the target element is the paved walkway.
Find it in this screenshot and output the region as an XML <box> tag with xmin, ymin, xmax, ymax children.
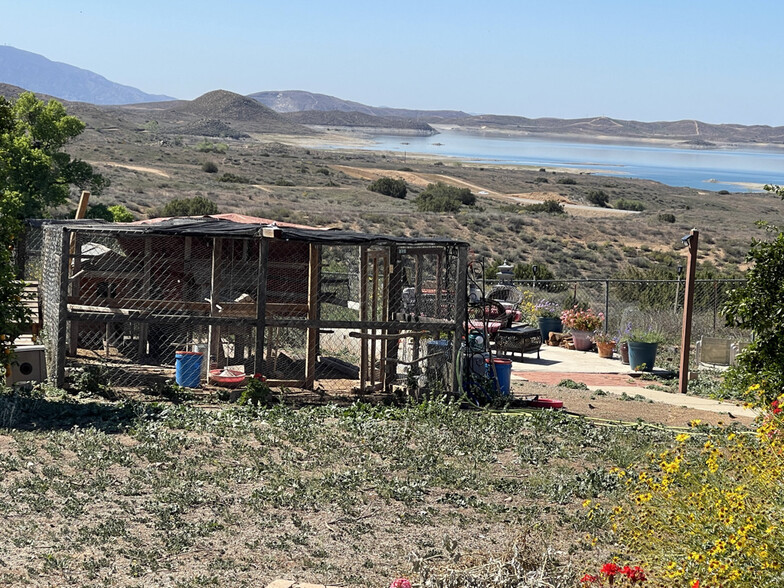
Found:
<box><xmin>506</xmin><ymin>344</ymin><xmax>757</xmax><ymax>419</ymax></box>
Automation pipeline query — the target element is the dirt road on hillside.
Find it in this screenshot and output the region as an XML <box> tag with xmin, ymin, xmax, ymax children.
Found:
<box><xmin>332</xmin><ymin>165</ymin><xmax>639</xmax><ymax>217</ymax></box>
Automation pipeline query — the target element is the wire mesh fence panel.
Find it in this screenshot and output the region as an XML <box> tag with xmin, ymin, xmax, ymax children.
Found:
<box><xmin>39</xmin><ymin>222</ymin><xmax>467</xmax><ymax>397</ymax></box>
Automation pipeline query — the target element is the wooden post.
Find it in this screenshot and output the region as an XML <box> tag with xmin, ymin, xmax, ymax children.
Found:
<box><xmin>67</xmin><ymin>232</ymin><xmax>82</xmax><ymax>356</ymax></box>
<box><xmin>452</xmin><ymin>246</ymin><xmax>468</xmax><ymax>394</ymax></box>
<box><xmin>359</xmin><ymin>246</ymin><xmax>369</xmax><ymax>391</ymax></box>
<box><xmin>380</xmin><ymin>252</ymin><xmax>390</xmax><ymax>389</ymax></box>
<box><xmin>54</xmin><ymin>228</ymin><xmax>71</xmax><ymax>387</ymax></box>
<box><xmin>254</xmin><ymin>238</ymin><xmax>269</xmax><ymax>375</ymax></box>
<box><xmin>370</xmin><ymin>254</ymin><xmax>379</xmax><ymax>389</ymax></box>
<box><xmin>679</xmin><ymin>230</ymin><xmax>699</xmax><ymax>394</ymax></box>
<box><xmin>207</xmin><ymin>237</ymin><xmax>223</xmax><ymax>379</ymax></box>
<box><xmin>385</xmin><ymin>246</ymin><xmax>402</xmax><ymax>389</ymax></box>
<box><xmin>68</xmin><ymin>191</ymin><xmax>90</xmax><ymax>266</ymax></box>
<box><xmin>305</xmin><ymin>244</ymin><xmax>320</xmax><ymax>389</ymax></box>
<box><xmin>137</xmin><ymin>237</ymin><xmax>151</xmax><ymax>358</ymax></box>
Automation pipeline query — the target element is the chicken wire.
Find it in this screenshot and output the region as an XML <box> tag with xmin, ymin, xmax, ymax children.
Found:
<box><xmin>40</xmin><ymin>222</ymin><xmax>467</xmax><ymax>397</ymax></box>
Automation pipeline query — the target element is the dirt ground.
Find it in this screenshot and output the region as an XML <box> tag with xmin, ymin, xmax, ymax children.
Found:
<box><xmin>509</xmin><ymin>378</ymin><xmax>754</xmax><ymax>429</ymax></box>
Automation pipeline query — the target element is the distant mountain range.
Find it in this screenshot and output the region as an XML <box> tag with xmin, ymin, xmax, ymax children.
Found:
<box><xmin>0</xmin><ymin>46</ymin><xmax>175</xmax><ymax>105</ymax></box>
<box><xmin>248</xmin><ymin>90</ymin><xmax>469</xmax><ymax>121</ymax></box>
<box><xmin>2</xmin><ymin>47</ymin><xmax>784</xmax><ymax>144</ymax></box>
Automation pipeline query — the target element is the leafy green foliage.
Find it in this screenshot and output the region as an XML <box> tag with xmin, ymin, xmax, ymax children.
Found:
<box><xmin>367</xmin><ymin>177</ymin><xmax>407</xmax><ymax>199</ymax></box>
<box><xmin>238</xmin><ymin>377</ymin><xmax>274</xmax><ymax>407</ymax></box>
<box><xmin>0</xmin><ymin>92</ymin><xmax>105</xmax><ymax>357</ymax></box>
<box><xmin>156</xmin><ymin>196</ymin><xmax>219</xmax><ymax>217</ymax></box>
<box><xmin>108</xmin><ymin>204</ymin><xmax>135</xmax><ymax>222</ymax></box>
<box><xmin>723</xmin><ymin>191</ymin><xmax>784</xmax><ymax>405</ymax></box>
<box><xmin>658</xmin><ymin>213</ymin><xmax>676</xmax><ymax>223</ymax></box>
<box><xmin>201</xmin><ymin>161</ymin><xmax>218</xmax><ymax>173</ymax></box>
<box><xmin>415</xmin><ymin>181</ymin><xmax>475</xmax><ymax>212</ymax></box>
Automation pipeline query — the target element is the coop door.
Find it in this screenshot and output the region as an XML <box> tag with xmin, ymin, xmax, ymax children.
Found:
<box><xmin>359</xmin><ymin>248</ymin><xmax>390</xmax><ymax>392</ymax></box>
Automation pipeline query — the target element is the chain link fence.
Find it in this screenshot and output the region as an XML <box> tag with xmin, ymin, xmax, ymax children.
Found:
<box><xmin>507</xmin><ymin>278</ymin><xmax>748</xmax><ymax>343</ymax></box>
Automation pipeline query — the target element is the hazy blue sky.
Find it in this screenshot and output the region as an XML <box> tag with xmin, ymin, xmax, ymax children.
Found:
<box><xmin>2</xmin><ymin>0</ymin><xmax>782</xmax><ymax>125</ymax></box>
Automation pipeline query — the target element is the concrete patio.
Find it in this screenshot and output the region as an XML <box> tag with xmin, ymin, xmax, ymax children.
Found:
<box><xmin>503</xmin><ymin>343</ymin><xmax>757</xmax><ymax>419</ymax></box>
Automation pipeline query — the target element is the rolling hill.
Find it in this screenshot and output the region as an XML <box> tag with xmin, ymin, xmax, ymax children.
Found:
<box><xmin>248</xmin><ymin>90</ymin><xmax>470</xmax><ymax>120</ymax></box>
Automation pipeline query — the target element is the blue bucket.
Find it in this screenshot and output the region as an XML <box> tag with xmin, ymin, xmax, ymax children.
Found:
<box><xmin>175</xmin><ymin>351</ymin><xmax>203</xmax><ymax>387</ymax></box>
<box><xmin>486</xmin><ymin>357</ymin><xmax>513</xmax><ymax>396</ymax></box>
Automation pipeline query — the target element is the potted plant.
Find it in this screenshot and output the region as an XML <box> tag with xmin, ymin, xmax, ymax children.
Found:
<box><xmin>533</xmin><ymin>299</ymin><xmax>562</xmax><ymax>341</ymax></box>
<box><xmin>593</xmin><ymin>331</ymin><xmax>616</xmax><ymax>359</ymax></box>
<box><xmin>627</xmin><ymin>327</ymin><xmax>667</xmax><ymax>371</ymax></box>
<box><xmin>561</xmin><ymin>306</ymin><xmax>604</xmax><ymax>351</ymax></box>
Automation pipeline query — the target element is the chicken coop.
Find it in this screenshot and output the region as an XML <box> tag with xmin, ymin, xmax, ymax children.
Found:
<box><xmin>39</xmin><ymin>216</ymin><xmax>468</xmax><ymax>396</ymax></box>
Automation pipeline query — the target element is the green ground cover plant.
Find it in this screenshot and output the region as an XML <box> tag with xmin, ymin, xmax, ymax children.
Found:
<box><xmin>0</xmin><ymin>387</ymin><xmax>679</xmax><ymax>587</ymax></box>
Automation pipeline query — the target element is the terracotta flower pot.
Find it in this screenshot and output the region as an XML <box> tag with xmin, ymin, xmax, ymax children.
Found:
<box><xmin>596</xmin><ymin>341</ymin><xmax>615</xmax><ymax>359</ymax></box>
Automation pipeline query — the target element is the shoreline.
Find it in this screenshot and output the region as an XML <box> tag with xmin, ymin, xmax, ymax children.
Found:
<box><xmin>259</xmin><ymin>127</ymin><xmax>781</xmax><ymax>193</ymax></box>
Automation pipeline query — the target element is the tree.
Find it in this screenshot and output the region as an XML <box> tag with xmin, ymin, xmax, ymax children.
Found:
<box><xmin>156</xmin><ymin>196</ymin><xmax>219</xmax><ymax>217</ymax></box>
<box><xmin>0</xmin><ymin>92</ymin><xmax>107</xmax><ymax>358</ymax></box>
<box><xmin>415</xmin><ymin>182</ymin><xmax>475</xmax><ymax>212</ymax></box>
<box><xmin>367</xmin><ymin>177</ymin><xmax>407</xmax><ymax>199</ymax></box>
<box><xmin>722</xmin><ymin>185</ymin><xmax>784</xmax><ymax>405</ymax></box>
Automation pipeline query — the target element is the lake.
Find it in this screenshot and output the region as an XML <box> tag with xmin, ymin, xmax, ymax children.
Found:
<box><xmin>355</xmin><ymin>130</ymin><xmax>784</xmax><ymax>192</ymax></box>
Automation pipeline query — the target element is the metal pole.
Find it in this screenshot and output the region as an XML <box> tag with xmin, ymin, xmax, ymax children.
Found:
<box><xmin>679</xmin><ymin>230</ymin><xmax>699</xmax><ymax>394</ymax></box>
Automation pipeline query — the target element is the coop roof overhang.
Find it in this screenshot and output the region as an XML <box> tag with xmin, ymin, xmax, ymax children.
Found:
<box><xmin>34</xmin><ymin>218</ymin><xmax>468</xmax><ymax>248</ymax></box>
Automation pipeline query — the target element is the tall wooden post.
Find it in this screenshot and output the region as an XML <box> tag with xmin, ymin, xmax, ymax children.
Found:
<box><xmin>452</xmin><ymin>246</ymin><xmax>468</xmax><ymax>394</ymax></box>
<box><xmin>679</xmin><ymin>229</ymin><xmax>699</xmax><ymax>394</ymax></box>
<box><xmin>254</xmin><ymin>238</ymin><xmax>269</xmax><ymax>375</ymax></box>
<box><xmin>305</xmin><ymin>244</ymin><xmax>320</xmax><ymax>389</ymax></box>
<box><xmin>207</xmin><ymin>237</ymin><xmax>223</xmax><ymax>378</ymax></box>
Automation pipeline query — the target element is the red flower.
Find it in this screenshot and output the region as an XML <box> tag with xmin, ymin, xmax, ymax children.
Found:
<box><xmin>621</xmin><ymin>565</ymin><xmax>647</xmax><ymax>583</ymax></box>
<box><xmin>601</xmin><ymin>563</ymin><xmax>621</xmax><ymax>576</ymax></box>
<box><xmin>390</xmin><ymin>579</ymin><xmax>412</xmax><ymax>588</ymax></box>
<box><xmin>772</xmin><ymin>400</ymin><xmax>782</xmax><ymax>414</ymax></box>
<box><xmin>253</xmin><ymin>373</ymin><xmax>266</xmax><ymax>381</ymax></box>
<box><xmin>579</xmin><ymin>574</ymin><xmax>599</xmax><ymax>584</ymax></box>
<box><xmin>691</xmin><ymin>582</ymin><xmax>700</xmax><ymax>588</ymax></box>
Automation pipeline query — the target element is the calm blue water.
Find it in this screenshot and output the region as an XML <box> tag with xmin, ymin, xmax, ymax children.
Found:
<box><xmin>355</xmin><ymin>130</ymin><xmax>784</xmax><ymax>192</ymax></box>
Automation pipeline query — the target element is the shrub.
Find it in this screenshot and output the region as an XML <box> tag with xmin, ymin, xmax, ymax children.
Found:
<box><xmin>586</xmin><ymin>190</ymin><xmax>609</xmax><ymax>207</ymax></box>
<box><xmin>108</xmin><ymin>204</ymin><xmax>134</xmax><ymax>222</ymax></box>
<box><xmin>195</xmin><ymin>140</ymin><xmax>228</xmax><ymax>154</ymax></box>
<box><xmin>610</xmin><ymin>411</ymin><xmax>784</xmax><ymax>586</ymax></box>
<box><xmin>156</xmin><ymin>196</ymin><xmax>219</xmax><ymax>217</ymax></box>
<box><xmin>722</xmin><ymin>206</ymin><xmax>784</xmax><ymax>405</ymax></box>
<box><xmin>614</xmin><ymin>199</ymin><xmax>645</xmax><ymax>211</ymax></box>
<box><xmin>415</xmin><ymin>181</ymin><xmax>475</xmax><ymax>212</ymax></box>
<box><xmin>218</xmin><ymin>172</ymin><xmax>251</xmax><ymax>184</ymax></box>
<box><xmin>202</xmin><ymin>161</ymin><xmax>219</xmax><ymax>173</ymax></box>
<box><xmin>274</xmin><ymin>178</ymin><xmax>296</xmax><ymax>186</ymax></box>
<box><xmin>367</xmin><ymin>177</ymin><xmax>408</xmax><ymax>199</ymax></box>
<box><xmin>523</xmin><ymin>200</ymin><xmax>565</xmax><ymax>214</ymax></box>
<box><xmin>556</xmin><ymin>177</ymin><xmax>577</xmax><ymax>185</ymax></box>
<box><xmin>658</xmin><ymin>213</ymin><xmax>676</xmax><ymax>223</ymax></box>
<box><xmin>533</xmin><ymin>177</ymin><xmax>549</xmax><ymax>184</ymax></box>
